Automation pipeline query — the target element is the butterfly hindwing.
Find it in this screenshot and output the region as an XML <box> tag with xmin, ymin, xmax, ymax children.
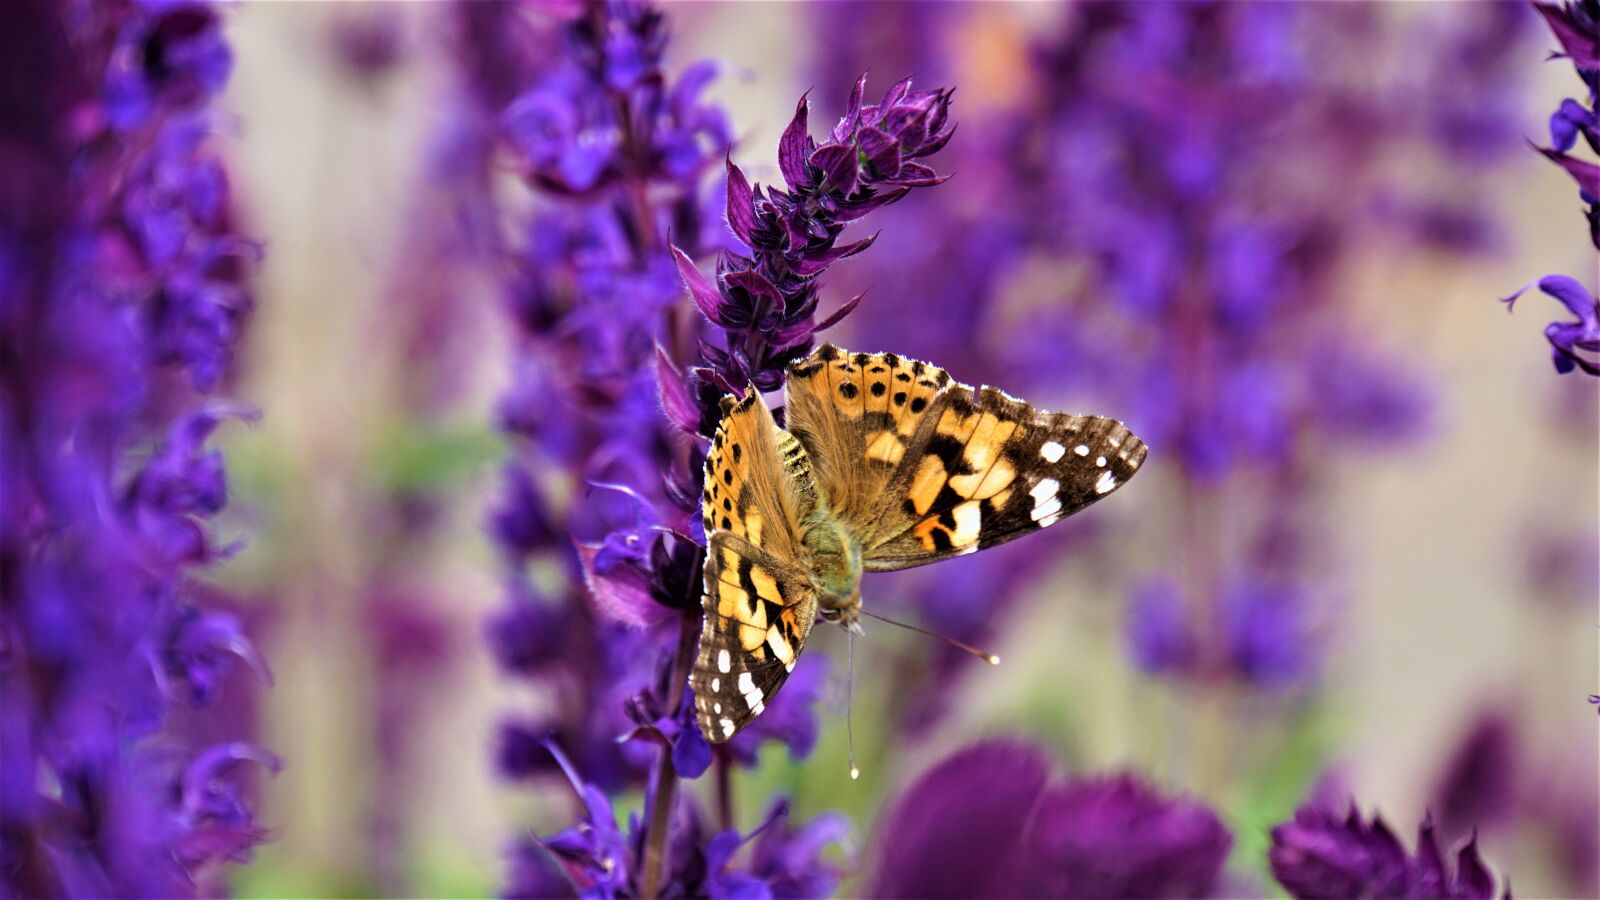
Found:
<box><xmin>693</xmin><ymin>387</ymin><xmax>821</xmax><ymax>743</ymax></box>
<box><xmin>784</xmin><ymin>344</ymin><xmax>1147</xmax><ymax>572</ymax></box>
<box><xmin>692</xmin><ymin>531</ymin><xmax>818</xmax><ymax>743</ymax></box>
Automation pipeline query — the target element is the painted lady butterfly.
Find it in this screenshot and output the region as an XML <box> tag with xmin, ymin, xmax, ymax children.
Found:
<box><xmin>692</xmin><ymin>344</ymin><xmax>1146</xmax><ymax>743</ymax></box>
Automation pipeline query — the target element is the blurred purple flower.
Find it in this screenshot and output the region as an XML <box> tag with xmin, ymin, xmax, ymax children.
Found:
<box><xmin>0</xmin><ymin>1</ymin><xmax>272</xmax><ymax>894</ymax></box>
<box><xmin>871</xmin><ymin>740</ymin><xmax>1230</xmax><ymax>899</ymax></box>
<box><xmin>1126</xmin><ymin>579</ymin><xmax>1199</xmax><ymax>675</ymax></box>
<box><xmin>1429</xmin><ymin>712</ymin><xmax>1519</xmax><ymax>842</ymax></box>
<box><xmin>1015</xmin><ymin>775</ymin><xmax>1232</xmax><ymax>899</ymax></box>
<box><xmin>1269</xmin><ymin>805</ymin><xmax>1506</xmax><ymax>899</ymax></box>
<box><xmin>1125</xmin><ymin>575</ymin><xmax>1316</xmax><ymax>687</ymax></box>
<box><xmin>503</xmin><ymin>3</ymin><xmax>728</xmax><ymax>196</ymax></box>
<box><xmin>1501</xmin><ymin>275</ymin><xmax>1600</xmax><ymax>375</ymax></box>
<box><xmin>869</xmin><ymin>740</ymin><xmax>1050</xmax><ymax>898</ymax></box>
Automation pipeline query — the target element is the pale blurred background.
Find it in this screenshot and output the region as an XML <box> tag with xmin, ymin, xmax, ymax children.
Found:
<box><xmin>206</xmin><ymin>3</ymin><xmax>1595</xmax><ymax>896</ymax></box>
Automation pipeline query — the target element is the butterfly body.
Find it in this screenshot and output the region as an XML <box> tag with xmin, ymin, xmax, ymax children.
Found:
<box><xmin>798</xmin><ymin>508</ymin><xmax>865</xmax><ymax>628</ymax></box>
<box><xmin>692</xmin><ymin>344</ymin><xmax>1146</xmax><ymax>744</ymax></box>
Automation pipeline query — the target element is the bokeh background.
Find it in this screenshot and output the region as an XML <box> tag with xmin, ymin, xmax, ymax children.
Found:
<box><xmin>173</xmin><ymin>1</ymin><xmax>1597</xmax><ymax>896</ymax></box>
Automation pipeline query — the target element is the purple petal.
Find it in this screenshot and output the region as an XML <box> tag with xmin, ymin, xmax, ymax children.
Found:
<box><xmin>869</xmin><ymin>740</ymin><xmax>1050</xmax><ymax>898</ymax></box>
<box><xmin>576</xmin><ymin>543</ymin><xmax>669</xmax><ymax>628</ymax></box>
<box><xmin>671</xmin><ymin>245</ymin><xmax>732</xmax><ymax>327</ymax></box>
<box><xmin>1534</xmin><ymin>274</ymin><xmax>1599</xmax><ymax>325</ymax></box>
<box><xmin>778</xmin><ymin>93</ymin><xmax>811</xmax><ymax>188</ymax></box>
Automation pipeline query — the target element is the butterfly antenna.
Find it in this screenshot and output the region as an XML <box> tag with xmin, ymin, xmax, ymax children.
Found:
<box><xmin>857</xmin><ymin>608</ymin><xmax>1001</xmax><ymax>665</ymax></box>
<box><xmin>847</xmin><ymin>627</ymin><xmax>860</xmax><ymax>780</ymax></box>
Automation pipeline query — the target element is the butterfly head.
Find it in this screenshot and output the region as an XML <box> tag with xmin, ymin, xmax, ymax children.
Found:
<box><xmin>818</xmin><ymin>593</ymin><xmax>863</xmax><ymax>632</ymax></box>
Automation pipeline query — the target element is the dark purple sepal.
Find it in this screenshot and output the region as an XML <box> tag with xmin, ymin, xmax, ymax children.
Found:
<box><xmin>672</xmin><ymin>244</ymin><xmax>732</xmax><ymax>327</ymax></box>
<box><xmin>1532</xmin><ymin>2</ymin><xmax>1600</xmax><ymax>71</ymax></box>
<box><xmin>809</xmin><ymin>143</ymin><xmax>859</xmax><ymax>196</ymax></box>
<box><xmin>857</xmin><ymin>126</ymin><xmax>901</xmax><ymax>177</ymax></box>
<box><xmin>813</xmin><ymin>290</ymin><xmax>867</xmax><ymax>333</ymax></box>
<box><xmin>724</xmin><ymin>158</ymin><xmax>756</xmax><ymax>245</ymax></box>
<box><xmin>868</xmin><ymin>740</ymin><xmax>1050</xmax><ymax>898</ymax></box>
<box><xmin>654</xmin><ymin>345</ymin><xmax>701</xmax><ymax>434</ymax></box>
<box><xmin>1455</xmin><ymin>833</ymin><xmax>1498</xmax><ymax>899</ymax></box>
<box><xmin>778</xmin><ymin>94</ymin><xmax>812</xmax><ymax>189</ymax></box>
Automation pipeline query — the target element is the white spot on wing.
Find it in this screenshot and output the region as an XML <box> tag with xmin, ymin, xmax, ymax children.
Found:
<box><xmin>750</xmin><ymin>699</ymin><xmax>765</xmax><ymax>716</ymax></box>
<box><xmin>713</xmin><ymin>702</ymin><xmax>722</xmax><ymax>714</ymax></box>
<box><xmin>710</xmin><ymin>677</ymin><xmax>720</xmax><ymax>692</ymax></box>
<box><xmin>1074</xmin><ymin>444</ymin><xmax>1090</xmax><ymax>456</ymax></box>
<box><xmin>738</xmin><ymin>672</ymin><xmax>755</xmax><ymax>694</ymax></box>
<box><xmin>1095</xmin><ymin>470</ymin><xmax>1117</xmax><ymax>494</ymax></box>
<box><xmin>951</xmin><ymin>501</ymin><xmax>982</xmax><ymax>544</ymax></box>
<box><xmin>1040</xmin><ymin>441</ymin><xmax>1065</xmax><ymax>463</ymax></box>
<box><xmin>720</xmin><ymin>717</ymin><xmax>735</xmax><ymax>735</ymax></box>
<box><xmin>717</xmin><ymin>649</ymin><xmax>731</xmax><ymax>673</ymax></box>
<box><xmin>1030</xmin><ymin>478</ymin><xmax>1062</xmax><ymax>522</ymax></box>
<box><xmin>1096</xmin><ymin>455</ymin><xmax>1107</xmax><ymax>467</ymax></box>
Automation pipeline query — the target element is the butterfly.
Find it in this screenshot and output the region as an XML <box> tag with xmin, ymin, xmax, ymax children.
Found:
<box><xmin>691</xmin><ymin>344</ymin><xmax>1146</xmax><ymax>743</ymax></box>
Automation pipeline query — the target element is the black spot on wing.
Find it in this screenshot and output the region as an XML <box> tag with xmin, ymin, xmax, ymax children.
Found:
<box><xmin>925</xmin><ymin>434</ymin><xmax>973</xmax><ymax>475</ymax></box>
<box><xmin>738</xmin><ymin>556</ymin><xmax>760</xmax><ymax>614</ymax></box>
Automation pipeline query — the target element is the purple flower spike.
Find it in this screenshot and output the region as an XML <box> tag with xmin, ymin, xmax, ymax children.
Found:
<box><xmin>3</xmin><ymin>0</ymin><xmax>271</xmax><ymax>892</ymax></box>
<box><xmin>1501</xmin><ymin>275</ymin><xmax>1600</xmax><ymax>375</ymax></box>
<box><xmin>676</xmin><ymin>74</ymin><xmax>954</xmax><ymax>420</ymax></box>
<box><xmin>1269</xmin><ymin>804</ymin><xmax>1509</xmax><ymax>898</ymax></box>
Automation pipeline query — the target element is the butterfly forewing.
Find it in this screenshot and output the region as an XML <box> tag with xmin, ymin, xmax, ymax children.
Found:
<box><xmin>693</xmin><ymin>388</ymin><xmax>821</xmax><ymax>743</ymax></box>
<box><xmin>783</xmin><ymin>345</ymin><xmax>952</xmax><ymax>530</ymax></box>
<box><xmin>784</xmin><ymin>344</ymin><xmax>1147</xmax><ymax>572</ymax></box>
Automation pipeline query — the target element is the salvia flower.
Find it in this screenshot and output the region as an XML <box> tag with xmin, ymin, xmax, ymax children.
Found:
<box><xmin>1501</xmin><ymin>275</ymin><xmax>1600</xmax><ymax>375</ymax></box>
<box><xmin>672</xmin><ymin>73</ymin><xmax>954</xmax><ymax>416</ymax></box>
<box><xmin>1</xmin><ymin>0</ymin><xmax>271</xmax><ymax>895</ymax></box>
<box><xmin>533</xmin><ymin>743</ymin><xmax>848</xmax><ymax>898</ymax></box>
<box><xmin>870</xmin><ymin>740</ymin><xmax>1231</xmax><ymax>898</ymax></box>
<box><xmin>1269</xmin><ymin>805</ymin><xmax>1506</xmax><ymax>899</ymax></box>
